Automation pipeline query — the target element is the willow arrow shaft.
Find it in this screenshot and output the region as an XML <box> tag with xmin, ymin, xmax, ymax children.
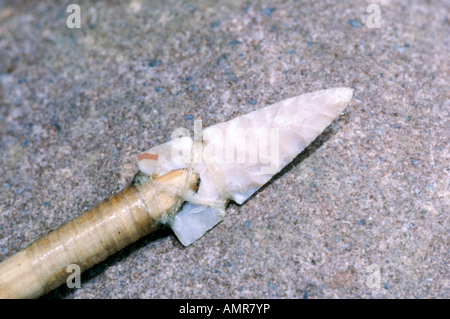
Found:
<box><xmin>0</xmin><ymin>169</ymin><xmax>199</xmax><ymax>299</ymax></box>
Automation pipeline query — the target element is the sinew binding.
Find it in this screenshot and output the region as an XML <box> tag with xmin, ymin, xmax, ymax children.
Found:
<box><xmin>138</xmin><ymin>87</ymin><xmax>354</xmax><ymax>246</ymax></box>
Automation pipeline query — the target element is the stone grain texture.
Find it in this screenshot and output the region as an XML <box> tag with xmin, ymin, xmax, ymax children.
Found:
<box><xmin>0</xmin><ymin>0</ymin><xmax>448</xmax><ymax>298</ymax></box>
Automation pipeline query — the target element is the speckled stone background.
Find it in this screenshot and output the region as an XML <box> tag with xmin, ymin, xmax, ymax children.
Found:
<box><xmin>0</xmin><ymin>0</ymin><xmax>448</xmax><ymax>299</ymax></box>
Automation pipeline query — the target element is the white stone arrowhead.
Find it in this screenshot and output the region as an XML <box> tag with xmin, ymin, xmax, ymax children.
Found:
<box><xmin>138</xmin><ymin>87</ymin><xmax>353</xmax><ymax>246</ymax></box>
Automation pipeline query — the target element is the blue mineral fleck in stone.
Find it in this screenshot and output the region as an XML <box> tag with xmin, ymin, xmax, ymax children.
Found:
<box><xmin>348</xmin><ymin>19</ymin><xmax>363</xmax><ymax>29</ymax></box>
<box><xmin>359</xmin><ymin>219</ymin><xmax>366</xmax><ymax>225</ymax></box>
<box><xmin>248</xmin><ymin>99</ymin><xmax>257</xmax><ymax>105</ymax></box>
<box><xmin>51</xmin><ymin>120</ymin><xmax>61</xmax><ymax>130</ymax></box>
<box><xmin>410</xmin><ymin>159</ymin><xmax>418</xmax><ymax>166</ymax></box>
<box><xmin>393</xmin><ymin>45</ymin><xmax>405</xmax><ymax>53</ymax></box>
<box><xmin>211</xmin><ymin>20</ymin><xmax>221</xmax><ymax>28</ymax></box>
<box><xmin>185</xmin><ymin>4</ymin><xmax>196</xmax><ymax>11</ymax></box>
<box><xmin>262</xmin><ymin>8</ymin><xmax>275</xmax><ymax>16</ymax></box>
<box><xmin>216</xmin><ymin>53</ymin><xmax>228</xmax><ymax>64</ymax></box>
<box><xmin>243</xmin><ymin>3</ymin><xmax>250</xmax><ymax>14</ymax></box>
<box><xmin>184</xmin><ymin>114</ymin><xmax>193</xmax><ymax>121</ymax></box>
<box><xmin>268</xmin><ymin>280</ymin><xmax>277</xmax><ymax>291</ymax></box>
<box><xmin>148</xmin><ymin>59</ymin><xmax>161</xmax><ymax>67</ymax></box>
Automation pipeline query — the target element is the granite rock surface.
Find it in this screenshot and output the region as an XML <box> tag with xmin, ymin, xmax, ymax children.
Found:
<box><xmin>0</xmin><ymin>0</ymin><xmax>448</xmax><ymax>298</ymax></box>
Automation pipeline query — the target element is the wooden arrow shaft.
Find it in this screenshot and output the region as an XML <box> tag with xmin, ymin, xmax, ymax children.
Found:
<box><xmin>0</xmin><ymin>169</ymin><xmax>199</xmax><ymax>298</ymax></box>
